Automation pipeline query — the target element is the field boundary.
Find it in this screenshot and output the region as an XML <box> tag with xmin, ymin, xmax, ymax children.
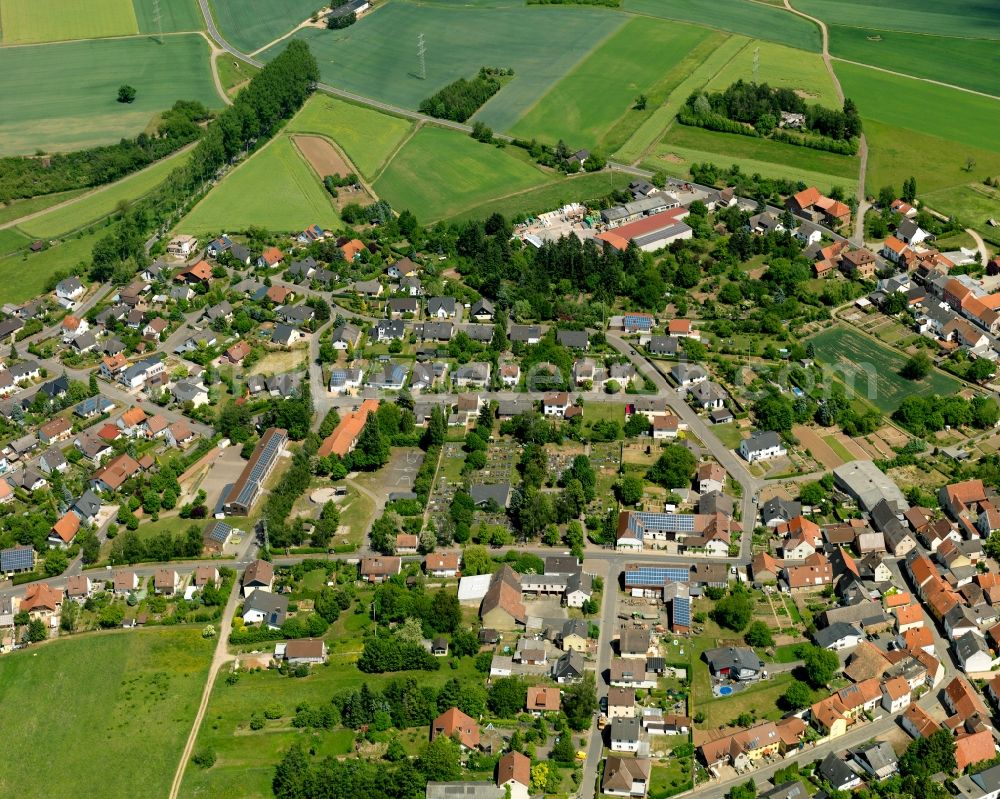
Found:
<box><xmin>830</xmin><ymin>55</ymin><xmax>1000</xmax><ymax>101</ymax></box>
<box><xmin>369</xmin><ymin>121</ymin><xmax>422</xmax><ymax>184</ymax></box>
<box><xmin>290</xmin><ymin>132</ymin><xmax>379</xmax><ymax>201</ymax></box>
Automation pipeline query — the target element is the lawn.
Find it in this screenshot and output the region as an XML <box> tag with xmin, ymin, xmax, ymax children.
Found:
<box><xmin>703</xmin><ymin>39</ymin><xmax>842</xmax><ymax>108</ymax></box>
<box><xmin>0</xmin><ymin>228</ymin><xmax>29</xmax><ymax>257</ymax></box>
<box><xmin>623</xmin><ymin>0</ymin><xmax>821</xmax><ymax>51</ymax></box>
<box><xmin>806</xmin><ymin>325</ymin><xmax>960</xmax><ymax>414</ymax></box>
<box><xmin>0</xmin><ymin>0</ymin><xmax>137</xmax><ymax>44</ymax></box>
<box><xmin>822</xmin><ymin>435</ymin><xmax>854</xmax><ymax>463</ymax></box>
<box><xmin>834</xmin><ymin>61</ymin><xmax>1000</xmax><ymax>155</ymax></box>
<box><xmin>373</xmin><ymin>126</ymin><xmax>551</xmax><ymax>223</ymax></box>
<box><xmin>583</xmin><ymin>401</ymin><xmax>626</xmax><ymax>427</ymax></box>
<box><xmin>180</xmin><ymin>134</ymin><xmax>339</xmax><ymax>235</ymax></box>
<box><xmin>17</xmin><ymin>147</ymin><xmax>191</xmax><ymax>238</ymax></box>
<box><xmin>923</xmin><ymin>184</ymin><xmax>1000</xmax><ymax>239</ymax></box>
<box><xmin>0</xmin><ymin>188</ymin><xmax>87</xmax><ymax>226</ymax></box>
<box><xmin>0</xmin><ymin>34</ymin><xmax>220</xmax><ymax>156</ymax></box>
<box><xmin>209</xmin><ymin>0</ymin><xmax>319</xmax><ymax>53</ymax></box>
<box><xmin>216</xmin><ymin>55</ymin><xmax>261</xmax><ymax>98</ymax></box>
<box><xmin>286</xmin><ymin>95</ymin><xmax>414</xmax><ymax>180</ymax></box>
<box><xmin>179</xmin><ymin>636</ymin><xmax>484</xmax><ymax>798</ymax></box>
<box><xmin>794</xmin><ymin>0</ymin><xmax>1000</xmax><ymax>39</ymax></box>
<box><xmin>0</xmin><ymin>628</ymin><xmax>213</xmax><ymax>798</ymax></box>
<box><xmin>696</xmin><ymin>671</ymin><xmax>796</xmax><ymax>729</ymax></box>
<box><xmin>510</xmin><ymin>17</ymin><xmax>712</xmax><ymax>152</ymax></box>
<box><xmin>133</xmin><ymin>0</ymin><xmax>204</xmax><ymax>34</ymax></box>
<box><xmin>827</xmin><ymin>25</ymin><xmax>999</xmax><ymax>96</ymax></box>
<box><xmin>0</xmin><ymin>229</ymin><xmax>104</xmax><ymax>303</ymax></box>
<box><xmin>268</xmin><ymin>1</ymin><xmax>622</xmax><ymax>133</ymax></box>
<box><xmin>710</xmin><ymin>422</ymin><xmax>744</xmax><ymax>450</ymax></box>
<box><xmin>615</xmin><ymin>33</ymin><xmax>747</xmax><ymax>164</ymax></box>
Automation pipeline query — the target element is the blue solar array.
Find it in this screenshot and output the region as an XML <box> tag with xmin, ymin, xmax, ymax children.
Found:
<box><xmin>624</xmin><ymin>565</ymin><xmax>689</xmax><ymax>587</ymax></box>
<box><xmin>233</xmin><ymin>431</ymin><xmax>284</xmax><ymax>508</ymax></box>
<box><xmin>206</xmin><ymin>522</ymin><xmax>232</xmax><ymax>544</ymax></box>
<box><xmin>1</xmin><ymin>546</ymin><xmax>34</xmax><ymax>572</ymax></box>
<box><xmin>634</xmin><ymin>512</ymin><xmax>696</xmax><ymax>533</ymax></box>
<box><xmin>673</xmin><ymin>595</ymin><xmax>691</xmax><ymax>627</ymax></box>
<box><xmin>624</xmin><ymin>314</ymin><xmax>653</xmax><ymax>330</ymax></box>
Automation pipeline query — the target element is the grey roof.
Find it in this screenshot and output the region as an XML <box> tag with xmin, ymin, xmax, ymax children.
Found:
<box><xmin>702</xmin><ymin>646</ymin><xmax>763</xmax><ymax>673</ymax></box>
<box><xmin>243</xmin><ymin>589</ymin><xmax>288</xmax><ymax>624</ymax></box>
<box><xmin>819</xmin><ymin>753</ymin><xmax>858</xmax><ymax>789</ymax></box>
<box><xmin>271</xmin><ymin>324</ymin><xmax>299</xmax><ymax>345</ymax></box>
<box><xmin>833</xmin><ymin>460</ymin><xmax>909</xmax><ymax>514</ymax></box>
<box><xmin>557</xmin><ymin>329</ymin><xmax>589</xmax><ymax>349</ymax></box>
<box><xmin>509</xmin><ymin>324</ymin><xmax>541</xmax><ymax>342</ymax></box>
<box><xmin>373</xmin><ymin>319</ymin><xmax>404</xmax><ymax>340</ymax></box>
<box><xmin>173</xmin><ymin>381</ymin><xmax>205</xmax><ymax>403</ymax></box>
<box><xmin>387</xmin><ymin>297</ymin><xmax>419</xmax><ymax>313</ymax></box>
<box><xmin>851</xmin><ymin>741</ymin><xmax>897</xmax><ymax>774</ymax></box>
<box><xmin>73</xmin><ymin>488</ymin><xmax>102</xmax><ymax>519</ymax></box>
<box><xmin>470</xmin><ymin>483</ymin><xmax>510</xmax><ymax>508</ymax></box>
<box><xmin>427</xmin><ymin>296</ymin><xmax>456</xmax><ymax>316</ymax></box>
<box><xmin>71</xmin><ymin>331</ymin><xmax>97</xmax><ymax>351</ymax></box>
<box><xmin>421</xmin><ymin>321</ymin><xmax>453</xmax><ymax>341</ymax></box>
<box><xmin>425</xmin><ymin>784</ymin><xmax>503</xmax><ymax>799</ymax></box>
<box><xmin>57</xmin><ymin>276</ymin><xmax>84</xmax><ymax>294</ymax></box>
<box><xmin>332</xmin><ymin>323</ymin><xmax>361</xmax><ymax>344</ymax></box>
<box><xmin>552</xmin><ymin>650</ymin><xmax>584</xmax><ymax>679</ymax></box>
<box><xmin>470</xmin><ymin>298</ymin><xmax>494</xmax><ymax>317</ymax></box>
<box><xmin>760</xmin><ymin>782</ymin><xmax>808</xmax><ymax>799</ymax></box>
<box><xmin>463</xmin><ymin>324</ymin><xmax>493</xmax><ymax>342</ymax></box>
<box><xmin>205</xmin><ymin>301</ymin><xmax>233</xmax><ymax>320</ymax></box>
<box><xmin>761</xmin><ymin>497</ymin><xmax>801</xmax><ymax>524</ymax></box>
<box><xmin>813</xmin><ymin>622</ymin><xmax>863</xmax><ymax>649</ymax></box>
<box><xmin>610</xmin><ymin>716</ymin><xmax>641</xmax><ymax>743</ymax></box>
<box><xmin>689</xmin><ymin>380</ymin><xmax>727</xmax><ymax>404</ymax></box>
<box><xmin>741</xmin><ymin>430</ymin><xmax>782</xmax><ymax>454</ymax></box>
<box><xmin>671</xmin><ymin>363</ymin><xmax>707</xmax><ymax>383</ymax></box>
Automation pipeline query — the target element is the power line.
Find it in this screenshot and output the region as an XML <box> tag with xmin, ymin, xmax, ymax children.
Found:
<box><xmin>752</xmin><ymin>46</ymin><xmax>759</xmax><ymax>80</ymax></box>
<box><xmin>417</xmin><ymin>33</ymin><xmax>426</xmax><ymax>80</ymax></box>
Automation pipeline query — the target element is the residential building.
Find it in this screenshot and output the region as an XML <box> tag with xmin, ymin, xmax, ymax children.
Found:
<box><xmin>222</xmin><ymin>428</ymin><xmax>287</xmax><ymax>515</ymax></box>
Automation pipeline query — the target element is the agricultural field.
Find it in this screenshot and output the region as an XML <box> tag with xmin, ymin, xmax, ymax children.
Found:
<box><xmin>373</xmin><ymin>126</ymin><xmax>551</xmax><ymax>223</ymax></box>
<box><xmin>180</xmin><ymin>134</ymin><xmax>339</xmax><ymax>234</ymax></box>
<box><xmin>826</xmin><ymin>26</ymin><xmax>999</xmax><ymax>96</ymax></box>
<box><xmin>806</xmin><ymin>325</ymin><xmax>960</xmax><ymax>414</ymax></box>
<box><xmin>209</xmin><ymin>0</ymin><xmax>320</xmax><ymax>53</ymax></box>
<box><xmin>17</xmin><ymin>147</ymin><xmax>191</xmax><ymax>239</ymax></box>
<box><xmin>923</xmin><ymin>184</ymin><xmax>1000</xmax><ymax>243</ymax></box>
<box><xmin>649</xmin><ymin>125</ymin><xmax>857</xmax><ymax>195</ymax></box>
<box><xmin>702</xmin><ymin>40</ymin><xmax>841</xmax><ymax>107</ymax></box>
<box><xmin>0</xmin><ymin>229</ymin><xmax>104</xmax><ymax>303</ymax></box>
<box><xmin>271</xmin><ymin>1</ymin><xmax>621</xmax><ymax>133</ymax></box>
<box><xmin>286</xmin><ymin>95</ymin><xmax>414</xmax><ymax>180</ymax></box>
<box><xmin>133</xmin><ymin>0</ymin><xmax>204</xmax><ymax>34</ymax></box>
<box><xmin>623</xmin><ymin>0</ymin><xmax>821</xmax><ymax>51</ymax></box>
<box><xmin>0</xmin><ymin>0</ymin><xmax>138</xmax><ymax>44</ymax></box>
<box><xmin>0</xmin><ymin>629</ymin><xmax>213</xmax><ymax>799</ymax></box>
<box><xmin>510</xmin><ymin>17</ymin><xmax>711</xmax><ymax>152</ymax></box>
<box><xmin>216</xmin><ymin>55</ymin><xmax>260</xmax><ymax>97</ymax></box>
<box><xmin>0</xmin><ymin>189</ymin><xmax>87</xmax><ymax>227</ymax></box>
<box><xmin>0</xmin><ymin>228</ymin><xmax>29</xmax><ymax>257</ymax></box>
<box><xmin>794</xmin><ymin>0</ymin><xmax>1000</xmax><ymax>39</ymax></box>
<box><xmin>0</xmin><ymin>34</ymin><xmax>220</xmax><ymax>155</ymax></box>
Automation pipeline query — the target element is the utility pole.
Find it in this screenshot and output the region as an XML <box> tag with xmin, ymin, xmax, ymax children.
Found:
<box><xmin>152</xmin><ymin>0</ymin><xmax>163</xmax><ymax>43</ymax></box>
<box><xmin>417</xmin><ymin>33</ymin><xmax>426</xmax><ymax>80</ymax></box>
<box><xmin>752</xmin><ymin>46</ymin><xmax>759</xmax><ymax>81</ymax></box>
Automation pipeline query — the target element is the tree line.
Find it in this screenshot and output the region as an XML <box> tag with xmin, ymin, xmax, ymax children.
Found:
<box><xmin>418</xmin><ymin>67</ymin><xmax>511</xmax><ymax>123</ymax></box>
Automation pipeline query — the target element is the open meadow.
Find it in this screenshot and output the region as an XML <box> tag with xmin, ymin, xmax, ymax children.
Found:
<box><xmin>286</xmin><ymin>95</ymin><xmax>413</xmax><ymax>180</ymax></box>
<box><xmin>827</xmin><ymin>25</ymin><xmax>999</xmax><ymax>96</ymax></box>
<box><xmin>180</xmin><ymin>134</ymin><xmax>339</xmax><ymax>234</ymax></box>
<box><xmin>209</xmin><ymin>0</ymin><xmax>319</xmax><ymax>53</ymax></box>
<box><xmin>0</xmin><ymin>189</ymin><xmax>86</xmax><ymax>226</ymax></box>
<box><xmin>133</xmin><ymin>0</ymin><xmax>203</xmax><ymax>33</ymax></box>
<box><xmin>794</xmin><ymin>0</ymin><xmax>1000</xmax><ymax>39</ymax></box>
<box><xmin>0</xmin><ymin>629</ymin><xmax>213</xmax><ymax>799</ymax></box>
<box><xmin>373</xmin><ymin>126</ymin><xmax>551</xmax><ymax>223</ymax></box>
<box><xmin>0</xmin><ymin>229</ymin><xmax>104</xmax><ymax>303</ymax></box>
<box><xmin>807</xmin><ymin>325</ymin><xmax>960</xmax><ymax>414</ymax></box>
<box><xmin>0</xmin><ymin>34</ymin><xmax>220</xmax><ymax>155</ymax></box>
<box><xmin>510</xmin><ymin>17</ymin><xmax>711</xmax><ymax>152</ymax></box>
<box><xmin>17</xmin><ymin>147</ymin><xmax>191</xmax><ymax>238</ymax></box>
<box><xmin>624</xmin><ymin>0</ymin><xmax>820</xmax><ymax>51</ymax></box>
<box><xmin>270</xmin><ymin>1</ymin><xmax>621</xmax><ymax>133</ymax></box>
<box><xmin>0</xmin><ymin>0</ymin><xmax>138</xmax><ymax>44</ymax></box>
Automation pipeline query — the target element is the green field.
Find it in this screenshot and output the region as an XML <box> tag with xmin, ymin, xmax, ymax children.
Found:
<box><xmin>624</xmin><ymin>0</ymin><xmax>820</xmax><ymax>51</ymax></box>
<box><xmin>510</xmin><ymin>17</ymin><xmax>711</xmax><ymax>152</ymax></box>
<box><xmin>0</xmin><ymin>228</ymin><xmax>29</xmax><ymax>256</ymax></box>
<box><xmin>0</xmin><ymin>189</ymin><xmax>87</xmax><ymax>226</ymax></box>
<box><xmin>270</xmin><ymin>1</ymin><xmax>621</xmax><ymax>133</ymax></box>
<box><xmin>373</xmin><ymin>126</ymin><xmax>551</xmax><ymax>223</ymax></box>
<box><xmin>209</xmin><ymin>0</ymin><xmax>319</xmax><ymax>53</ymax></box>
<box><xmin>286</xmin><ymin>95</ymin><xmax>414</xmax><ymax>179</ymax></box>
<box><xmin>216</xmin><ymin>55</ymin><xmax>260</xmax><ymax>97</ymax></box>
<box><xmin>834</xmin><ymin>62</ymin><xmax>1000</xmax><ymax>155</ymax></box>
<box><xmin>134</xmin><ymin>0</ymin><xmax>204</xmax><ymax>33</ymax></box>
<box><xmin>806</xmin><ymin>325</ymin><xmax>960</xmax><ymax>413</ymax></box>
<box><xmin>827</xmin><ymin>26</ymin><xmax>999</xmax><ymax>96</ymax></box>
<box><xmin>922</xmin><ymin>184</ymin><xmax>1000</xmax><ymax>239</ymax></box>
<box><xmin>17</xmin><ymin>147</ymin><xmax>191</xmax><ymax>238</ymax></box>
<box><xmin>615</xmin><ymin>33</ymin><xmax>747</xmax><ymax>163</ymax></box>
<box><xmin>861</xmin><ymin>120</ymin><xmax>1000</xmax><ymax>199</ymax></box>
<box><xmin>703</xmin><ymin>39</ymin><xmax>842</xmax><ymax>107</ymax></box>
<box><xmin>795</xmin><ymin>0</ymin><xmax>1000</xmax><ymax>39</ymax></box>
<box><xmin>0</xmin><ymin>229</ymin><xmax>104</xmax><ymax>303</ymax></box>
<box><xmin>0</xmin><ymin>629</ymin><xmax>213</xmax><ymax>798</ymax></box>
<box><xmin>0</xmin><ymin>0</ymin><xmax>138</xmax><ymax>44</ymax></box>
<box><xmin>0</xmin><ymin>34</ymin><xmax>220</xmax><ymax>155</ymax></box>
<box><xmin>181</xmin><ymin>134</ymin><xmax>339</xmax><ymax>234</ymax></box>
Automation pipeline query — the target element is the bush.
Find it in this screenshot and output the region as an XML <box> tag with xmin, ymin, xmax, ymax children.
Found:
<box><xmin>192</xmin><ymin>747</ymin><xmax>216</xmax><ymax>768</ymax></box>
<box><xmin>418</xmin><ymin>67</ymin><xmax>510</xmax><ymax>122</ymax></box>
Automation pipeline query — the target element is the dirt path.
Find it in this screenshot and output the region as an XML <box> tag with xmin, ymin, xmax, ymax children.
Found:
<box><xmin>248</xmin><ymin>16</ymin><xmax>322</xmax><ymax>58</ymax></box>
<box><xmin>966</xmin><ymin>227</ymin><xmax>991</xmax><ymax>265</ymax></box>
<box><xmin>168</xmin><ymin>580</ymin><xmax>241</xmax><ymax>799</ymax></box>
<box><xmin>783</xmin><ymin>0</ymin><xmax>869</xmax><ymax>245</ymax></box>
<box><xmin>200</xmin><ymin>32</ymin><xmax>234</xmax><ymax>107</ymax></box>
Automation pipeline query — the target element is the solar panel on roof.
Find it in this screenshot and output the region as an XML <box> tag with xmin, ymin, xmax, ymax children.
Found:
<box><xmin>673</xmin><ymin>595</ymin><xmax>691</xmax><ymax>627</ymax></box>
<box><xmin>207</xmin><ymin>522</ymin><xmax>232</xmax><ymax>543</ymax></box>
<box><xmin>1</xmin><ymin>546</ymin><xmax>34</xmax><ymax>571</ymax></box>
<box><xmin>233</xmin><ymin>430</ymin><xmax>285</xmax><ymax>507</ymax></box>
<box><xmin>623</xmin><ymin>565</ymin><xmax>689</xmax><ymax>587</ymax></box>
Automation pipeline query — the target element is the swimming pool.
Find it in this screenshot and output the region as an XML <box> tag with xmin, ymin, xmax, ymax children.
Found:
<box><xmin>718</xmin><ymin>685</ymin><xmax>734</xmax><ymax>696</ymax></box>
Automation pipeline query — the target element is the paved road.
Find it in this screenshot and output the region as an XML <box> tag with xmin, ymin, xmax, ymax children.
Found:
<box><xmin>578</xmin><ymin>558</ymin><xmax>615</xmax><ymax>798</ymax></box>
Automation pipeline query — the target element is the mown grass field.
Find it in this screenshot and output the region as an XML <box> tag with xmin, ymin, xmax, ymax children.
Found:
<box><xmin>0</xmin><ymin>34</ymin><xmax>220</xmax><ymax>155</ymax></box>
<box><xmin>216</xmin><ymin>55</ymin><xmax>260</xmax><ymax>97</ymax></box>
<box><xmin>860</xmin><ymin>119</ymin><xmax>1000</xmax><ymax>199</ymax></box>
<box><xmin>827</xmin><ymin>25</ymin><xmax>999</xmax><ymax>96</ymax></box>
<box><xmin>834</xmin><ymin>61</ymin><xmax>999</xmax><ymax>154</ymax></box>
<box><xmin>0</xmin><ymin>0</ymin><xmax>137</xmax><ymax>44</ymax></box>
<box><xmin>133</xmin><ymin>0</ymin><xmax>203</xmax><ymax>33</ymax></box>
<box><xmin>510</xmin><ymin>17</ymin><xmax>711</xmax><ymax>152</ymax></box>
<box><xmin>273</xmin><ymin>1</ymin><xmax>621</xmax><ymax>133</ymax></box>
<box><xmin>286</xmin><ymin>95</ymin><xmax>413</xmax><ymax>180</ymax></box>
<box><xmin>0</xmin><ymin>229</ymin><xmax>104</xmax><ymax>303</ymax></box>
<box><xmin>0</xmin><ymin>189</ymin><xmax>86</xmax><ymax>226</ymax></box>
<box><xmin>0</xmin><ymin>228</ymin><xmax>29</xmax><ymax>256</ymax></box>
<box><xmin>373</xmin><ymin>126</ymin><xmax>551</xmax><ymax>223</ymax></box>
<box><xmin>807</xmin><ymin>325</ymin><xmax>960</xmax><ymax>414</ymax></box>
<box><xmin>209</xmin><ymin>0</ymin><xmax>319</xmax><ymax>53</ymax></box>
<box><xmin>181</xmin><ymin>134</ymin><xmax>339</xmax><ymax>234</ymax></box>
<box><xmin>17</xmin><ymin>147</ymin><xmax>191</xmax><ymax>238</ymax></box>
<box><xmin>703</xmin><ymin>39</ymin><xmax>842</xmax><ymax>107</ymax></box>
<box><xmin>615</xmin><ymin>33</ymin><xmax>747</xmax><ymax>163</ymax></box>
<box><xmin>795</xmin><ymin>0</ymin><xmax>1000</xmax><ymax>38</ymax></box>
<box><xmin>624</xmin><ymin>0</ymin><xmax>820</xmax><ymax>51</ymax></box>
<box><xmin>0</xmin><ymin>629</ymin><xmax>213</xmax><ymax>799</ymax></box>
<box><xmin>923</xmin><ymin>184</ymin><xmax>1000</xmax><ymax>241</ymax></box>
